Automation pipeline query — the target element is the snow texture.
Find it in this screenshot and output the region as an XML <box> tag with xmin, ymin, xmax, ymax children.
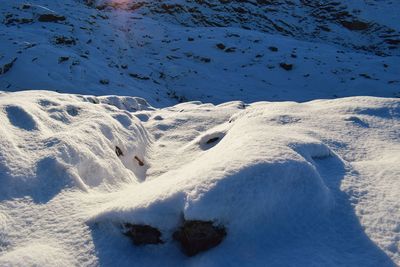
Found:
<box><xmin>0</xmin><ymin>0</ymin><xmax>399</xmax><ymax>106</ymax></box>
<box><xmin>0</xmin><ymin>0</ymin><xmax>399</xmax><ymax>266</ymax></box>
<box><xmin>0</xmin><ymin>91</ymin><xmax>399</xmax><ymax>266</ymax></box>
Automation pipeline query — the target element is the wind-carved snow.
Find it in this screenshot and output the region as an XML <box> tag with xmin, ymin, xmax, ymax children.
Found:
<box><xmin>0</xmin><ymin>91</ymin><xmax>398</xmax><ymax>266</ymax></box>
<box><xmin>0</xmin><ymin>91</ymin><xmax>152</xmax><ymax>202</ymax></box>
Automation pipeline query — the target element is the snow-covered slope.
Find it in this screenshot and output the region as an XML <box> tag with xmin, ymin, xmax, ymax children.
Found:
<box><xmin>0</xmin><ymin>91</ymin><xmax>399</xmax><ymax>266</ymax></box>
<box><xmin>1</xmin><ymin>0</ymin><xmax>399</xmax><ymax>266</ymax></box>
<box><xmin>1</xmin><ymin>0</ymin><xmax>399</xmax><ymax>106</ymax></box>
<box><xmin>91</xmin><ymin>0</ymin><xmax>400</xmax><ymax>56</ymax></box>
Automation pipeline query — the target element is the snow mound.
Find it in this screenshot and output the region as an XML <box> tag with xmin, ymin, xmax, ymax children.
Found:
<box><xmin>0</xmin><ymin>91</ymin><xmax>152</xmax><ymax>202</ymax></box>
<box><xmin>91</xmin><ymin>107</ymin><xmax>333</xmax><ymax>234</ymax></box>
<box><xmin>0</xmin><ymin>91</ymin><xmax>399</xmax><ymax>266</ymax></box>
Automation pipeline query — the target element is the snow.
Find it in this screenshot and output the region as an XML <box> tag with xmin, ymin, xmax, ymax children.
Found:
<box><xmin>0</xmin><ymin>91</ymin><xmax>399</xmax><ymax>266</ymax></box>
<box><xmin>0</xmin><ymin>0</ymin><xmax>399</xmax><ymax>266</ymax></box>
<box><xmin>1</xmin><ymin>0</ymin><xmax>399</xmax><ymax>106</ymax></box>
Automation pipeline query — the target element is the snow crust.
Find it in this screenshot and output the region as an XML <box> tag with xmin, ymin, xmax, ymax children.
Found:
<box><xmin>0</xmin><ymin>91</ymin><xmax>399</xmax><ymax>266</ymax></box>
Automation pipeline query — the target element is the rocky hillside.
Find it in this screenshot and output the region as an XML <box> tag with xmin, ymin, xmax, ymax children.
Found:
<box><xmin>88</xmin><ymin>0</ymin><xmax>400</xmax><ymax>56</ymax></box>
<box><xmin>1</xmin><ymin>0</ymin><xmax>399</xmax><ymax>105</ymax></box>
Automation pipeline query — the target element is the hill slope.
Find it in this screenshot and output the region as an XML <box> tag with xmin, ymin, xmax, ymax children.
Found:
<box><xmin>1</xmin><ymin>0</ymin><xmax>399</xmax><ymax>106</ymax></box>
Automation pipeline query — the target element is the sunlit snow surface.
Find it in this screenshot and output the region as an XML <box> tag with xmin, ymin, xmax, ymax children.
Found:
<box><xmin>0</xmin><ymin>91</ymin><xmax>399</xmax><ymax>266</ymax></box>
<box><xmin>0</xmin><ymin>0</ymin><xmax>400</xmax><ymax>265</ymax></box>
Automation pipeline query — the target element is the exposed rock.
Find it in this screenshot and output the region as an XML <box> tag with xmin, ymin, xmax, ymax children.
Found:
<box><xmin>0</xmin><ymin>58</ymin><xmax>17</xmax><ymax>75</ymax></box>
<box><xmin>86</xmin><ymin>0</ymin><xmax>400</xmax><ymax>56</ymax></box>
<box><xmin>115</xmin><ymin>146</ymin><xmax>124</xmax><ymax>157</ymax></box>
<box><xmin>54</xmin><ymin>36</ymin><xmax>76</xmax><ymax>46</ymax></box>
<box><xmin>4</xmin><ymin>17</ymin><xmax>34</xmax><ymax>25</ymax></box>
<box><xmin>340</xmin><ymin>20</ymin><xmax>369</xmax><ymax>31</ymax></box>
<box><xmin>269</xmin><ymin>46</ymin><xmax>278</xmax><ymax>52</ymax></box>
<box><xmin>99</xmin><ymin>79</ymin><xmax>109</xmax><ymax>85</ymax></box>
<box><xmin>129</xmin><ymin>73</ymin><xmax>150</xmax><ymax>80</ymax></box>
<box><xmin>173</xmin><ymin>220</ymin><xmax>226</xmax><ymax>256</ymax></box>
<box><xmin>38</xmin><ymin>13</ymin><xmax>66</xmax><ymax>23</ymax></box>
<box><xmin>200</xmin><ymin>57</ymin><xmax>211</xmax><ymax>63</ymax></box>
<box><xmin>58</xmin><ymin>56</ymin><xmax>70</xmax><ymax>63</ymax></box>
<box><xmin>216</xmin><ymin>43</ymin><xmax>226</xmax><ymax>50</ymax></box>
<box><xmin>279</xmin><ymin>62</ymin><xmax>293</xmax><ymax>71</ymax></box>
<box><xmin>206</xmin><ymin>137</ymin><xmax>220</xmax><ymax>144</ymax></box>
<box><xmin>385</xmin><ymin>39</ymin><xmax>400</xmax><ymax>45</ymax></box>
<box><xmin>20</xmin><ymin>4</ymin><xmax>31</xmax><ymax>9</ymax></box>
<box><xmin>124</xmin><ymin>223</ymin><xmax>163</xmax><ymax>245</ymax></box>
<box><xmin>134</xmin><ymin>156</ymin><xmax>145</xmax><ymax>166</ymax></box>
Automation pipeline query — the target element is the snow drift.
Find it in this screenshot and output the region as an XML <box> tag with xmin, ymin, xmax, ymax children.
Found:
<box><xmin>0</xmin><ymin>91</ymin><xmax>153</xmax><ymax>202</ymax></box>
<box><xmin>0</xmin><ymin>91</ymin><xmax>399</xmax><ymax>266</ymax></box>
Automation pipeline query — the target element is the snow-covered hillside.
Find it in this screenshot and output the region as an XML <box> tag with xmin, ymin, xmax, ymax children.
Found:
<box><xmin>91</xmin><ymin>0</ymin><xmax>400</xmax><ymax>56</ymax></box>
<box><xmin>1</xmin><ymin>0</ymin><xmax>400</xmax><ymax>266</ymax></box>
<box><xmin>0</xmin><ymin>91</ymin><xmax>399</xmax><ymax>266</ymax></box>
<box><xmin>1</xmin><ymin>0</ymin><xmax>399</xmax><ymax>106</ymax></box>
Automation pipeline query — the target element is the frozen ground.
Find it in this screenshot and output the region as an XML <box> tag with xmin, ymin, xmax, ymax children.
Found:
<box><xmin>0</xmin><ymin>91</ymin><xmax>399</xmax><ymax>266</ymax></box>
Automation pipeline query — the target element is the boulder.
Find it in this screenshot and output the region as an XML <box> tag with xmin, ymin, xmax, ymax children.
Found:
<box><xmin>124</xmin><ymin>224</ymin><xmax>163</xmax><ymax>245</ymax></box>
<box><xmin>173</xmin><ymin>220</ymin><xmax>226</xmax><ymax>256</ymax></box>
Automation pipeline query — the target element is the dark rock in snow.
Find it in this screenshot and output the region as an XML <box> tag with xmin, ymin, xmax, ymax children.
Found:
<box><xmin>99</xmin><ymin>79</ymin><xmax>109</xmax><ymax>85</ymax></box>
<box><xmin>0</xmin><ymin>58</ymin><xmax>17</xmax><ymax>75</ymax></box>
<box><xmin>134</xmin><ymin>156</ymin><xmax>145</xmax><ymax>166</ymax></box>
<box><xmin>129</xmin><ymin>73</ymin><xmax>150</xmax><ymax>80</ymax></box>
<box><xmin>340</xmin><ymin>20</ymin><xmax>370</xmax><ymax>31</ymax></box>
<box><xmin>216</xmin><ymin>43</ymin><xmax>226</xmax><ymax>50</ymax></box>
<box><xmin>38</xmin><ymin>13</ymin><xmax>66</xmax><ymax>23</ymax></box>
<box><xmin>269</xmin><ymin>46</ymin><xmax>278</xmax><ymax>52</ymax></box>
<box><xmin>54</xmin><ymin>36</ymin><xmax>76</xmax><ymax>46</ymax></box>
<box><xmin>124</xmin><ymin>224</ymin><xmax>163</xmax><ymax>245</ymax></box>
<box><xmin>280</xmin><ymin>62</ymin><xmax>293</xmax><ymax>71</ymax></box>
<box><xmin>58</xmin><ymin>56</ymin><xmax>70</xmax><ymax>63</ymax></box>
<box><xmin>173</xmin><ymin>220</ymin><xmax>226</xmax><ymax>256</ymax></box>
<box><xmin>206</xmin><ymin>137</ymin><xmax>220</xmax><ymax>144</ymax></box>
<box><xmin>115</xmin><ymin>146</ymin><xmax>124</xmax><ymax>157</ymax></box>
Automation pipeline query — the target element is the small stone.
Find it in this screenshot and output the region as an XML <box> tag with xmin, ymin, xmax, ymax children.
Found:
<box><xmin>115</xmin><ymin>146</ymin><xmax>124</xmax><ymax>157</ymax></box>
<box><xmin>58</xmin><ymin>56</ymin><xmax>69</xmax><ymax>63</ymax></box>
<box><xmin>54</xmin><ymin>36</ymin><xmax>76</xmax><ymax>46</ymax></box>
<box><xmin>340</xmin><ymin>20</ymin><xmax>369</xmax><ymax>31</ymax></box>
<box><xmin>129</xmin><ymin>73</ymin><xmax>150</xmax><ymax>80</ymax></box>
<box><xmin>0</xmin><ymin>58</ymin><xmax>17</xmax><ymax>75</ymax></box>
<box><xmin>216</xmin><ymin>43</ymin><xmax>226</xmax><ymax>50</ymax></box>
<box><xmin>99</xmin><ymin>79</ymin><xmax>109</xmax><ymax>85</ymax></box>
<box><xmin>38</xmin><ymin>13</ymin><xmax>66</xmax><ymax>23</ymax></box>
<box><xmin>124</xmin><ymin>224</ymin><xmax>163</xmax><ymax>245</ymax></box>
<box><xmin>134</xmin><ymin>156</ymin><xmax>144</xmax><ymax>166</ymax></box>
<box><xmin>173</xmin><ymin>220</ymin><xmax>226</xmax><ymax>256</ymax></box>
<box><xmin>206</xmin><ymin>137</ymin><xmax>220</xmax><ymax>144</ymax></box>
<box><xmin>279</xmin><ymin>62</ymin><xmax>293</xmax><ymax>71</ymax></box>
<box><xmin>268</xmin><ymin>46</ymin><xmax>278</xmax><ymax>52</ymax></box>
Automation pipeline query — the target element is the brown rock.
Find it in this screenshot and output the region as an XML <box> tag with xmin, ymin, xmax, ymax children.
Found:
<box><xmin>124</xmin><ymin>224</ymin><xmax>163</xmax><ymax>245</ymax></box>
<box><xmin>173</xmin><ymin>220</ymin><xmax>226</xmax><ymax>256</ymax></box>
